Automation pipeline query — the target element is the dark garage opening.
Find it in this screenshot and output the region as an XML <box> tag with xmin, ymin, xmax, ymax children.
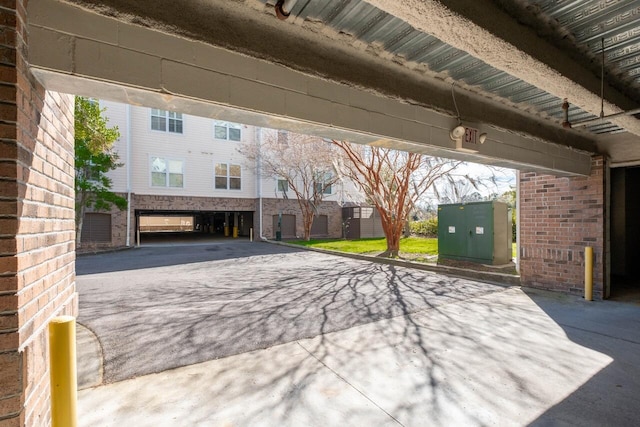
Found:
<box><xmin>137</xmin><ymin>210</ymin><xmax>254</xmax><ymax>245</ymax></box>
<box><xmin>610</xmin><ymin>166</ymin><xmax>640</xmax><ymax>301</ymax></box>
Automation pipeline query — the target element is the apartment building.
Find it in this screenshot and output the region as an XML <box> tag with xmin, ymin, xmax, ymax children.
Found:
<box><xmin>81</xmin><ymin>100</ymin><xmax>363</xmax><ymax>247</ymax></box>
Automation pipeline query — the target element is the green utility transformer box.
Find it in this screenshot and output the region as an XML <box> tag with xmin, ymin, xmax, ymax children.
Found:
<box><xmin>438</xmin><ymin>201</ymin><xmax>512</xmax><ymax>265</ymax></box>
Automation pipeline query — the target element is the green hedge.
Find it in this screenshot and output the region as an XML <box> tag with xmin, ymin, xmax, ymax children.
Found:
<box><xmin>410</xmin><ymin>212</ymin><xmax>516</xmax><ymax>241</ymax></box>
<box><xmin>409</xmin><ymin>218</ymin><xmax>438</xmax><ymax>237</ymax></box>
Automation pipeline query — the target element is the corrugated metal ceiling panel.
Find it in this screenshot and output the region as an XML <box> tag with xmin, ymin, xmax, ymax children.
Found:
<box><xmin>261</xmin><ymin>0</ymin><xmax>637</xmax><ymax>135</ymax></box>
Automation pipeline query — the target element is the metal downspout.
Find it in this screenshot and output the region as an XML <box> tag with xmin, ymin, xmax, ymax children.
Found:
<box><xmin>516</xmin><ymin>172</ymin><xmax>520</xmax><ymax>273</ymax></box>
<box><xmin>125</xmin><ymin>104</ymin><xmax>132</xmax><ymax>247</ymax></box>
<box><xmin>257</xmin><ymin>127</ymin><xmax>266</xmax><ymax>240</ymax></box>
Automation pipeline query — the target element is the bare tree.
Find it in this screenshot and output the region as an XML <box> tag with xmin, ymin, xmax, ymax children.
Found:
<box><xmin>240</xmin><ymin>130</ymin><xmax>342</xmax><ymax>240</ymax></box>
<box><xmin>332</xmin><ymin>141</ymin><xmax>460</xmax><ymax>257</ymax></box>
<box><xmin>435</xmin><ymin>178</ymin><xmax>484</xmax><ymax>204</ymax></box>
<box><xmin>429</xmin><ymin>164</ymin><xmax>514</xmax><ymax>204</ymax></box>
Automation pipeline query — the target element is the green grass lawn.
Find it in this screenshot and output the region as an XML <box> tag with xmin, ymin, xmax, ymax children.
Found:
<box><xmin>292</xmin><ymin>237</ymin><xmax>517</xmax><ymax>259</ymax></box>
<box><xmin>291</xmin><ymin>237</ymin><xmax>438</xmax><ymax>255</ymax></box>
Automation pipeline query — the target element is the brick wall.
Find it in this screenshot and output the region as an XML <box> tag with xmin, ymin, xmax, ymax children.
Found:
<box><xmin>519</xmin><ymin>156</ymin><xmax>605</xmax><ymax>297</ymax></box>
<box><xmin>261</xmin><ymin>198</ymin><xmax>343</xmax><ymax>239</ymax></box>
<box><xmin>80</xmin><ymin>193</ymin><xmax>129</xmax><ymax>249</ymax></box>
<box><xmin>132</xmin><ymin>194</ymin><xmax>257</xmax><ymax>212</ymax></box>
<box><xmin>0</xmin><ymin>2</ymin><xmax>77</xmax><ymax>425</ymax></box>
<box><xmin>87</xmin><ymin>195</ymin><xmax>345</xmax><ymax>247</ymax></box>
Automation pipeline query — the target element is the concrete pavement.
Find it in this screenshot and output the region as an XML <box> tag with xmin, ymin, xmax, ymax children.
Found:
<box><xmin>78</xmin><ymin>286</ymin><xmax>640</xmax><ymax>426</ymax></box>
<box><xmin>77</xmin><ymin>324</ymin><xmax>102</xmax><ymax>389</ymax></box>
<box><xmin>76</xmin><ymin>242</ymin><xmax>510</xmax><ymax>383</ymax></box>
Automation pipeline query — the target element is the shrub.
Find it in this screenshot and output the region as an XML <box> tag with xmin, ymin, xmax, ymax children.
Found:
<box><xmin>409</xmin><ymin>218</ymin><xmax>438</xmax><ymax>237</ymax></box>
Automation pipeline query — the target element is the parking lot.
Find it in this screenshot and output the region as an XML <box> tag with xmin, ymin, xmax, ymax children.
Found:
<box><xmin>76</xmin><ymin>241</ymin><xmax>505</xmax><ymax>383</ymax></box>
<box><xmin>76</xmin><ymin>241</ymin><xmax>640</xmax><ymax>426</ymax></box>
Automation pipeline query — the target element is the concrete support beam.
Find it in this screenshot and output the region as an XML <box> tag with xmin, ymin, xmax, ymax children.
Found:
<box><xmin>28</xmin><ymin>0</ymin><xmax>593</xmax><ymax>175</ymax></box>
<box><xmin>364</xmin><ymin>0</ymin><xmax>640</xmax><ymax>137</ymax></box>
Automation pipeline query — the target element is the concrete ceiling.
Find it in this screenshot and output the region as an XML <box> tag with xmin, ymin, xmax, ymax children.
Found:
<box><xmin>33</xmin><ymin>0</ymin><xmax>640</xmax><ymax>168</ymax></box>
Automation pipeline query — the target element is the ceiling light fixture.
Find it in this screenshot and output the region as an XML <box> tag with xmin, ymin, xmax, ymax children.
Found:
<box><xmin>449</xmin><ymin>82</ymin><xmax>488</xmax><ymax>152</ymax></box>
<box><xmin>450</xmin><ymin>125</ymin><xmax>465</xmax><ymax>140</ymax></box>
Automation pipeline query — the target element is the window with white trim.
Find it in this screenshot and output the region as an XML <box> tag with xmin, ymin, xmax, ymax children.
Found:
<box><xmin>277</xmin><ymin>178</ymin><xmax>288</xmax><ymax>193</ymax></box>
<box><xmin>213</xmin><ymin>121</ymin><xmax>241</xmax><ymax>141</ymax></box>
<box><xmin>86</xmin><ymin>159</ymin><xmax>101</xmax><ymax>182</ymax></box>
<box><xmin>314</xmin><ymin>172</ymin><xmax>333</xmax><ymax>195</ymax></box>
<box><xmin>277</xmin><ymin>130</ymin><xmax>288</xmax><ymax>146</ymax></box>
<box><xmin>151</xmin><ymin>157</ymin><xmax>184</xmax><ymax>188</ymax></box>
<box><xmin>215</xmin><ymin>163</ymin><xmax>242</xmax><ymax>190</ymax></box>
<box><xmin>151</xmin><ymin>109</ymin><xmax>183</xmax><ymax>133</ymax></box>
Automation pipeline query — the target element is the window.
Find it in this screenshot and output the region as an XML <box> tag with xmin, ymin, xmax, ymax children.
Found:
<box><xmin>168</xmin><ymin>111</ymin><xmax>183</xmax><ymax>133</ymax></box>
<box><xmin>151</xmin><ymin>109</ymin><xmax>183</xmax><ymax>133</ymax></box>
<box><xmin>229</xmin><ymin>164</ymin><xmax>241</xmax><ymax>189</ymax></box>
<box><xmin>151</xmin><ymin>157</ymin><xmax>184</xmax><ymax>188</ymax></box>
<box><xmin>86</xmin><ymin>159</ymin><xmax>101</xmax><ymax>182</ymax></box>
<box><xmin>361</xmin><ymin>207</ymin><xmax>374</xmax><ymax>218</ymax></box>
<box><xmin>322</xmin><ymin>182</ymin><xmax>332</xmax><ymax>195</ymax></box>
<box><xmin>214</xmin><ymin>121</ymin><xmax>241</xmax><ymax>141</ymax></box>
<box><xmin>215</xmin><ymin>163</ymin><xmax>241</xmax><ymax>190</ymax></box>
<box><xmin>314</xmin><ymin>172</ymin><xmax>333</xmax><ymax>195</ymax></box>
<box><xmin>277</xmin><ymin>179</ymin><xmax>288</xmax><ymax>193</ymax></box>
<box><xmin>277</xmin><ymin>131</ymin><xmax>288</xmax><ymax>146</ymax></box>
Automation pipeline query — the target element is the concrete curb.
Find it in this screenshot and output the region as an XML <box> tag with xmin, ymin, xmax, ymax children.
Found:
<box><xmin>265</xmin><ymin>239</ymin><xmax>521</xmax><ymax>287</ymax></box>
<box><xmin>76</xmin><ymin>246</ymin><xmax>134</xmax><ymax>257</ymax></box>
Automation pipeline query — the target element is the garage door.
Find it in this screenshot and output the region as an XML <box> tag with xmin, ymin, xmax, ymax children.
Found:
<box><xmin>82</xmin><ymin>213</ymin><xmax>111</xmax><ymax>243</ymax></box>
<box><xmin>311</xmin><ymin>215</ymin><xmax>328</xmax><ymax>236</ymax></box>
<box><xmin>272</xmin><ymin>214</ymin><xmax>296</xmax><ymax>238</ymax></box>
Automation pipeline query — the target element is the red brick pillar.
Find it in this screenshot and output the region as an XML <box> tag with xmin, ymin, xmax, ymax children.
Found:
<box><xmin>519</xmin><ymin>156</ymin><xmax>605</xmax><ymax>298</ymax></box>
<box><xmin>1</xmin><ymin>2</ymin><xmax>77</xmax><ymax>426</ymax></box>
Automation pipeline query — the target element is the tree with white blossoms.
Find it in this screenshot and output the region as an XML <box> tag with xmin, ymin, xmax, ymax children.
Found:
<box><xmin>240</xmin><ymin>131</ymin><xmax>342</xmax><ymax>240</ymax></box>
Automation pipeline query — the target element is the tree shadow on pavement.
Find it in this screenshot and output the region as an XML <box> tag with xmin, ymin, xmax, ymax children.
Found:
<box><xmin>75</xmin><ymin>241</ymin><xmax>303</xmax><ymax>275</ymax></box>
<box><xmin>78</xmin><ymin>245</ymin><xmax>511</xmax><ymax>425</ymax></box>
<box><xmin>79</xmin><ymin>251</ymin><xmax>503</xmax><ymax>384</ymax></box>
<box><xmin>78</xmin><ymin>248</ymin><xmax>638</xmax><ymax>426</ymax></box>
<box><xmin>524</xmin><ymin>288</ymin><xmax>640</xmax><ymax>427</ymax></box>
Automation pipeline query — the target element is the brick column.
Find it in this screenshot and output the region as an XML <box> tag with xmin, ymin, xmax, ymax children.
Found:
<box><xmin>519</xmin><ymin>156</ymin><xmax>605</xmax><ymax>298</ymax></box>
<box><xmin>1</xmin><ymin>2</ymin><xmax>77</xmax><ymax>426</ymax></box>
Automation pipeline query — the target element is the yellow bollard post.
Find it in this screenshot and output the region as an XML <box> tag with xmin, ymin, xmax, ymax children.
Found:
<box><xmin>233</xmin><ymin>226</ymin><xmax>238</xmax><ymax>238</ymax></box>
<box><xmin>250</xmin><ymin>227</ymin><xmax>253</xmax><ymax>242</ymax></box>
<box><xmin>585</xmin><ymin>246</ymin><xmax>593</xmax><ymax>301</ymax></box>
<box><xmin>49</xmin><ymin>316</ymin><xmax>78</xmax><ymax>427</ymax></box>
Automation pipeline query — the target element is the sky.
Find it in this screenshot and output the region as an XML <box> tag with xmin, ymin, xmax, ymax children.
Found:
<box><xmin>420</xmin><ymin>161</ymin><xmax>516</xmax><ymax>208</ymax></box>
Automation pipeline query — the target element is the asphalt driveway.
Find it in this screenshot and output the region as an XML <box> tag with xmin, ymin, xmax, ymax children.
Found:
<box><xmin>76</xmin><ymin>241</ymin><xmax>508</xmax><ymax>383</ymax></box>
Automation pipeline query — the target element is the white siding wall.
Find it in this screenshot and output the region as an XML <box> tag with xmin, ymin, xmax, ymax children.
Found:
<box><xmin>262</xmin><ymin>176</ymin><xmax>364</xmax><ymax>204</ymax></box>
<box><xmin>99</xmin><ymin>100</ymin><xmax>129</xmax><ymax>193</ymax></box>
<box><xmin>100</xmin><ymin>100</ymin><xmax>363</xmax><ymax>204</ymax></box>
<box><xmin>102</xmin><ymin>101</ymin><xmax>258</xmax><ymax>198</ymax></box>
